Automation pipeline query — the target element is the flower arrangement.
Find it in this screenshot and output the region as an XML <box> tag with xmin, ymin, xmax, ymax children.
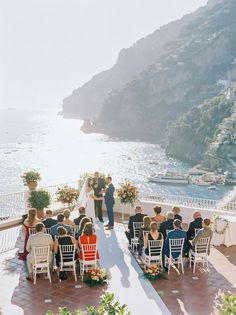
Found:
<box><xmin>84</xmin><ymin>267</ymin><xmax>107</xmax><ymax>287</ymax></box>
<box><xmin>143</xmin><ymin>265</ymin><xmax>166</xmax><ymax>281</ymax></box>
<box><xmin>213</xmin><ymin>216</ymin><xmax>229</xmax><ymax>235</ymax></box>
<box><xmin>56</xmin><ymin>185</ymin><xmax>79</xmax><ymax>206</ymax></box>
<box><xmin>117</xmin><ymin>180</ymin><xmax>139</xmax><ymax>206</ymax></box>
<box><xmin>21</xmin><ymin>171</ymin><xmax>41</xmax><ymax>186</ymax></box>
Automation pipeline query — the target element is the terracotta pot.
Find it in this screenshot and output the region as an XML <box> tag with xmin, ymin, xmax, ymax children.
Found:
<box><xmin>27</xmin><ymin>181</ymin><xmax>38</xmax><ymax>191</ymax></box>
<box><xmin>36</xmin><ymin>209</ymin><xmax>44</xmax><ymax>219</ymax></box>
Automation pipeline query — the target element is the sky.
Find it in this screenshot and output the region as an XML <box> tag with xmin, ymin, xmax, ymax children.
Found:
<box><xmin>0</xmin><ymin>0</ymin><xmax>208</xmax><ymax>109</ymax></box>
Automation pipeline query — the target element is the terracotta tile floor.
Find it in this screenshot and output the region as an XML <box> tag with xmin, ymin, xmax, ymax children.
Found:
<box><xmin>0</xmin><ymin>216</ymin><xmax>236</xmax><ymax>315</ymax></box>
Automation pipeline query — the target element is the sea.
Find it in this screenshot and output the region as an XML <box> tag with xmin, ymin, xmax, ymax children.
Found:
<box><xmin>0</xmin><ymin>108</ymin><xmax>232</xmax><ymax>200</ymax></box>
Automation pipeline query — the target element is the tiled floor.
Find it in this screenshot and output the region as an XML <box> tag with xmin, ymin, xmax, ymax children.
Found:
<box><xmin>0</xmin><ymin>217</ymin><xmax>236</xmax><ymax>315</ymax></box>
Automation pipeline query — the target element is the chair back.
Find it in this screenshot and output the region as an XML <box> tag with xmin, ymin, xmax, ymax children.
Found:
<box><xmin>133</xmin><ymin>222</ymin><xmax>143</xmax><ymax>238</ymax></box>
<box><xmin>143</xmin><ymin>230</ymin><xmax>149</xmax><ymax>240</ymax></box>
<box><xmin>81</xmin><ymin>244</ymin><xmax>97</xmax><ymax>261</ymax></box>
<box><xmin>45</xmin><ymin>228</ymin><xmax>51</xmax><ymax>234</ymax></box>
<box><xmin>194</xmin><ymin>228</ymin><xmax>201</xmax><ymax>236</ymax></box>
<box><xmin>59</xmin><ymin>244</ymin><xmax>76</xmax><ymax>264</ymax></box>
<box><xmin>148</xmin><ymin>239</ymin><xmax>163</xmax><ymax>257</ymax></box>
<box><xmin>29</xmin><ymin>228</ymin><xmax>36</xmax><ymax>236</ymax></box>
<box><xmin>73</xmin><ymin>225</ymin><xmax>80</xmax><ymax>237</ymax></box>
<box><xmin>33</xmin><ymin>246</ymin><xmax>50</xmax><ymax>264</ymax></box>
<box><xmin>195</xmin><ymin>237</ymin><xmax>210</xmax><ymax>254</ymax></box>
<box><xmin>166</xmin><ymin>229</ymin><xmax>174</xmax><ymax>235</ymax></box>
<box><xmin>169</xmin><ymin>238</ymin><xmax>185</xmax><ymax>258</ymax></box>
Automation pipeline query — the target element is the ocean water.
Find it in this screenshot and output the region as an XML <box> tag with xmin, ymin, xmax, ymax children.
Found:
<box><xmin>0</xmin><ymin>108</ymin><xmax>232</xmax><ymax>199</ymax></box>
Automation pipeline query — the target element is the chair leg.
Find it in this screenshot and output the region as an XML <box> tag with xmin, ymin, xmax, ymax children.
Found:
<box><xmin>206</xmin><ymin>258</ymin><xmax>209</xmax><ymax>272</ymax></box>
<box><xmin>74</xmin><ymin>263</ymin><xmax>77</xmax><ymax>282</ymax></box>
<box><xmin>33</xmin><ymin>267</ymin><xmax>36</xmax><ymax>285</ymax></box>
<box><xmin>47</xmin><ymin>266</ymin><xmax>51</xmax><ymax>283</ymax></box>
<box><xmin>189</xmin><ymin>254</ymin><xmax>192</xmax><ymax>268</ymax></box>
<box><xmin>193</xmin><ymin>259</ymin><xmax>196</xmax><ymax>273</ymax></box>
<box><xmin>181</xmin><ymin>259</ymin><xmax>184</xmax><ymax>274</ymax></box>
<box><xmin>168</xmin><ymin>259</ymin><xmax>171</xmax><ymax>275</ymax></box>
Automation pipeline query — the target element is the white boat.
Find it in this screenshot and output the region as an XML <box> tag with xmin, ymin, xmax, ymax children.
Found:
<box><xmin>208</xmin><ymin>185</ymin><xmax>217</xmax><ymax>190</ymax></box>
<box><xmin>148</xmin><ymin>172</ymin><xmax>190</xmax><ymax>185</ymax></box>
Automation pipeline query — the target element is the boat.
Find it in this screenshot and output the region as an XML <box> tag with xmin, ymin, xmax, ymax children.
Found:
<box><xmin>208</xmin><ymin>185</ymin><xmax>217</xmax><ymax>190</ymax></box>
<box><xmin>148</xmin><ymin>172</ymin><xmax>190</xmax><ymax>185</ymax></box>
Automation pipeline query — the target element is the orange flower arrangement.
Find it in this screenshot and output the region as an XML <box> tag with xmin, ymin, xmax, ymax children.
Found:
<box><xmin>117</xmin><ymin>180</ymin><xmax>139</xmax><ymax>206</ymax></box>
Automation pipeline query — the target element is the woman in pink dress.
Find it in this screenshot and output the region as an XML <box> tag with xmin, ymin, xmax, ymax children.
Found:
<box><xmin>18</xmin><ymin>208</ymin><xmax>41</xmax><ymax>261</ymax></box>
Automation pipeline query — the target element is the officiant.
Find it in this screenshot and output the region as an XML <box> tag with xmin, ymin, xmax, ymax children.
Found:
<box><xmin>93</xmin><ymin>171</ymin><xmax>106</xmax><ymax>222</ymax></box>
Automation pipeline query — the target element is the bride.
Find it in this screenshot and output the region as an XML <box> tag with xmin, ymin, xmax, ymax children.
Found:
<box><xmin>76</xmin><ymin>178</ymin><xmax>101</xmax><ymax>221</ymax></box>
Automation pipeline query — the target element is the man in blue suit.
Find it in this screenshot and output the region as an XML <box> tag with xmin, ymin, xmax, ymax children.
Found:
<box><xmin>104</xmin><ymin>176</ymin><xmax>115</xmax><ymax>230</ymax></box>
<box><xmin>163</xmin><ymin>219</ymin><xmax>187</xmax><ymax>259</ymax></box>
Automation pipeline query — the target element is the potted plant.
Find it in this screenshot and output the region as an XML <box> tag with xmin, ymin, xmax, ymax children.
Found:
<box><xmin>21</xmin><ymin>171</ymin><xmax>41</xmax><ymax>191</ymax></box>
<box><xmin>28</xmin><ymin>189</ymin><xmax>51</xmax><ymax>219</ymax></box>
<box><xmin>56</xmin><ymin>185</ymin><xmax>79</xmax><ymax>210</ymax></box>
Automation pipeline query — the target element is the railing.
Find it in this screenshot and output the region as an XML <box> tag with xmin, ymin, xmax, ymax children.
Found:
<box><xmin>0</xmin><ymin>181</ymin><xmax>78</xmax><ymax>220</ymax></box>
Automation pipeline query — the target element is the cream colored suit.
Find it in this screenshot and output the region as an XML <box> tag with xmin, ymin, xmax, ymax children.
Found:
<box><xmin>26</xmin><ymin>232</ymin><xmax>54</xmax><ymax>273</ymax></box>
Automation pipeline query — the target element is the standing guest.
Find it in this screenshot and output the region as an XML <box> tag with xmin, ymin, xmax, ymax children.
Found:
<box><xmin>144</xmin><ymin>222</ymin><xmax>163</xmax><ymax>256</ymax></box>
<box><xmin>125</xmin><ymin>206</ymin><xmax>146</xmax><ymax>244</ymax></box>
<box><xmin>159</xmin><ymin>211</ymin><xmax>175</xmax><ymax>239</ymax></box>
<box><xmin>42</xmin><ymin>210</ymin><xmax>57</xmax><ymax>229</ymax></box>
<box><xmin>18</xmin><ymin>208</ymin><xmax>41</xmax><ymax>261</ymax></box>
<box><xmin>152</xmin><ymin>206</ymin><xmax>166</xmax><ymax>224</ymax></box>
<box><xmin>26</xmin><ymin>223</ymin><xmax>53</xmax><ymax>281</ymax></box>
<box><xmin>73</xmin><ymin>207</ymin><xmax>86</xmax><ymax>226</ymax></box>
<box><xmin>75</xmin><ymin>217</ymin><xmax>92</xmax><ymax>240</ymax></box>
<box><xmin>51</xmin><ymin>214</ymin><xmax>73</xmax><ymax>239</ymax></box>
<box><xmin>63</xmin><ymin>209</ymin><xmax>74</xmax><ymax>227</ymax></box>
<box><xmin>191</xmin><ymin>218</ymin><xmax>213</xmax><ymax>255</ymax></box>
<box><xmin>79</xmin><ymin>222</ymin><xmax>99</xmax><ymax>260</ymax></box>
<box><xmin>163</xmin><ymin>219</ymin><xmax>187</xmax><ymax>260</ymax></box>
<box><xmin>103</xmin><ymin>176</ymin><xmax>115</xmax><ymax>230</ymax></box>
<box><xmin>54</xmin><ymin>226</ymin><xmax>78</xmax><ymax>267</ymax></box>
<box><xmin>138</xmin><ymin>216</ymin><xmax>152</xmax><ymax>255</ymax></box>
<box><xmin>172</xmin><ymin>206</ymin><xmax>182</xmax><ymax>221</ymax></box>
<box><xmin>93</xmin><ymin>172</ymin><xmax>106</xmax><ymax>222</ymax></box>
<box><xmin>187</xmin><ymin>211</ymin><xmax>203</xmax><ymax>240</ymax></box>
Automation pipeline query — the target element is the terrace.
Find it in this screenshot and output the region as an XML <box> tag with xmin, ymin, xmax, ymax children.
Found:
<box><xmin>0</xmin><ymin>183</ymin><xmax>236</xmax><ymax>315</ymax></box>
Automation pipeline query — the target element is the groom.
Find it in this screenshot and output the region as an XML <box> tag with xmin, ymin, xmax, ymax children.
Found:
<box><xmin>104</xmin><ymin>176</ymin><xmax>115</xmax><ymax>230</ymax></box>
<box><xmin>92</xmin><ymin>171</ymin><xmax>106</xmax><ymax>222</ymax></box>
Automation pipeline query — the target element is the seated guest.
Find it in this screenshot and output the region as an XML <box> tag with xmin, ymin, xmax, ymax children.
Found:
<box><xmin>125</xmin><ymin>206</ymin><xmax>146</xmax><ymax>244</ymax></box>
<box><xmin>79</xmin><ymin>222</ymin><xmax>99</xmax><ymax>260</ymax></box>
<box><xmin>144</xmin><ymin>222</ymin><xmax>163</xmax><ymax>256</ymax></box>
<box><xmin>191</xmin><ymin>218</ymin><xmax>213</xmax><ymax>255</ymax></box>
<box><xmin>187</xmin><ymin>211</ymin><xmax>203</xmax><ymax>240</ymax></box>
<box><xmin>152</xmin><ymin>206</ymin><xmax>166</xmax><ymax>224</ymax></box>
<box><xmin>138</xmin><ymin>216</ymin><xmax>151</xmax><ymax>255</ymax></box>
<box><xmin>159</xmin><ymin>211</ymin><xmax>175</xmax><ymax>239</ymax></box>
<box><xmin>75</xmin><ymin>217</ymin><xmax>92</xmax><ymax>240</ymax></box>
<box><xmin>51</xmin><ymin>214</ymin><xmax>73</xmax><ymax>239</ymax></box>
<box><xmin>26</xmin><ymin>223</ymin><xmax>53</xmax><ymax>281</ymax></box>
<box><xmin>54</xmin><ymin>226</ymin><xmax>78</xmax><ymax>267</ymax></box>
<box><xmin>172</xmin><ymin>206</ymin><xmax>182</xmax><ymax>221</ymax></box>
<box><xmin>63</xmin><ymin>209</ymin><xmax>74</xmax><ymax>227</ymax></box>
<box><xmin>42</xmin><ymin>210</ymin><xmax>57</xmax><ymax>229</ymax></box>
<box><xmin>163</xmin><ymin>219</ymin><xmax>187</xmax><ymax>259</ymax></box>
<box><xmin>73</xmin><ymin>207</ymin><xmax>86</xmax><ymax>226</ymax></box>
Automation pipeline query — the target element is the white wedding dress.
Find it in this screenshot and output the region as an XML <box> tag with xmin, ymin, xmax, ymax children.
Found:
<box><xmin>85</xmin><ymin>189</ymin><xmax>96</xmax><ymax>221</ymax></box>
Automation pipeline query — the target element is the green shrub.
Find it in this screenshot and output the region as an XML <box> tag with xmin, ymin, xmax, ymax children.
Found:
<box><xmin>214</xmin><ymin>291</ymin><xmax>236</xmax><ymax>315</ymax></box>
<box><xmin>28</xmin><ymin>189</ymin><xmax>51</xmax><ymax>209</ymax></box>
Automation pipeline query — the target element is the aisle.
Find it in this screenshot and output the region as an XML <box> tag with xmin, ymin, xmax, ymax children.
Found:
<box><xmin>94</xmin><ymin>219</ymin><xmax>171</xmax><ymax>315</ymax></box>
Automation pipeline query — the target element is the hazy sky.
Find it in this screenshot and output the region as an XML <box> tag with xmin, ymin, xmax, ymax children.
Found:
<box><xmin>0</xmin><ymin>0</ymin><xmax>208</xmax><ymax>109</ymax></box>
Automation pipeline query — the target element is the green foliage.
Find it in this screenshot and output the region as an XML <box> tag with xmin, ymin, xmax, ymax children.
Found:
<box><xmin>21</xmin><ymin>171</ymin><xmax>41</xmax><ymax>185</ymax></box>
<box><xmin>28</xmin><ymin>189</ymin><xmax>51</xmax><ymax>209</ymax></box>
<box><xmin>214</xmin><ymin>291</ymin><xmax>236</xmax><ymax>315</ymax></box>
<box><xmin>47</xmin><ymin>292</ymin><xmax>130</xmax><ymax>315</ymax></box>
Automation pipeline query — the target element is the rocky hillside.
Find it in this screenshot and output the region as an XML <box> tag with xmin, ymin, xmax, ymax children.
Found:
<box><xmin>62</xmin><ymin>0</ymin><xmax>222</xmax><ymax>119</ymax></box>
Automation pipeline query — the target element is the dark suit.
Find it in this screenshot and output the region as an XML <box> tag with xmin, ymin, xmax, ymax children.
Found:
<box><xmin>125</xmin><ymin>213</ymin><xmax>146</xmax><ymax>244</ymax></box>
<box><xmin>50</xmin><ymin>223</ymin><xmax>73</xmax><ymax>239</ymax></box>
<box><xmin>93</xmin><ymin>177</ymin><xmax>106</xmax><ymax>221</ymax></box>
<box><xmin>187</xmin><ymin>217</ymin><xmax>203</xmax><ymax>240</ymax></box>
<box><xmin>174</xmin><ymin>214</ymin><xmax>182</xmax><ymax>221</ymax></box>
<box><xmin>104</xmin><ymin>183</ymin><xmax>115</xmax><ymax>227</ymax></box>
<box><xmin>159</xmin><ymin>219</ymin><xmax>174</xmax><ymax>239</ymax></box>
<box><xmin>73</xmin><ymin>214</ymin><xmax>86</xmax><ymax>226</ymax></box>
<box><xmin>42</xmin><ymin>218</ymin><xmax>57</xmax><ymax>229</ymax></box>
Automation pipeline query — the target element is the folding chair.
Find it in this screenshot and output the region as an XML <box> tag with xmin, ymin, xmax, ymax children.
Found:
<box><xmin>166</xmin><ymin>229</ymin><xmax>174</xmax><ymax>235</ymax></box>
<box><xmin>45</xmin><ymin>228</ymin><xmax>51</xmax><ymax>234</ymax></box>
<box><xmin>59</xmin><ymin>244</ymin><xmax>77</xmax><ymax>281</ymax></box>
<box><xmin>29</xmin><ymin>228</ymin><xmax>36</xmax><ymax>236</ymax></box>
<box><xmin>165</xmin><ymin>238</ymin><xmax>185</xmax><ymax>274</ymax></box>
<box><xmin>144</xmin><ymin>239</ymin><xmax>163</xmax><ymax>268</ymax></box>
<box><xmin>194</xmin><ymin>228</ymin><xmax>201</xmax><ymax>236</ymax></box>
<box><xmin>189</xmin><ymin>237</ymin><xmax>210</xmax><ymax>273</ymax></box>
<box><xmin>131</xmin><ymin>222</ymin><xmax>143</xmax><ymax>252</ymax></box>
<box><xmin>32</xmin><ymin>246</ymin><xmax>51</xmax><ymax>285</ymax></box>
<box><xmin>79</xmin><ymin>244</ymin><xmax>98</xmax><ymax>281</ymax></box>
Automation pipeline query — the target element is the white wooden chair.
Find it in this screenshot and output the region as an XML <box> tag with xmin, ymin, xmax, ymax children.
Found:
<box><xmin>59</xmin><ymin>244</ymin><xmax>77</xmax><ymax>281</ymax></box>
<box><xmin>194</xmin><ymin>228</ymin><xmax>201</xmax><ymax>236</ymax></box>
<box><xmin>29</xmin><ymin>228</ymin><xmax>36</xmax><ymax>236</ymax></box>
<box><xmin>73</xmin><ymin>225</ymin><xmax>80</xmax><ymax>238</ymax></box>
<box><xmin>144</xmin><ymin>239</ymin><xmax>163</xmax><ymax>268</ymax></box>
<box><xmin>79</xmin><ymin>244</ymin><xmax>98</xmax><ymax>281</ymax></box>
<box><xmin>164</xmin><ymin>238</ymin><xmax>185</xmax><ymax>274</ymax></box>
<box><xmin>45</xmin><ymin>228</ymin><xmax>51</xmax><ymax>234</ymax></box>
<box><xmin>32</xmin><ymin>246</ymin><xmax>51</xmax><ymax>285</ymax></box>
<box><xmin>189</xmin><ymin>237</ymin><xmax>210</xmax><ymax>273</ymax></box>
<box><xmin>166</xmin><ymin>229</ymin><xmax>174</xmax><ymax>235</ymax></box>
<box><xmin>131</xmin><ymin>222</ymin><xmax>143</xmax><ymax>252</ymax></box>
